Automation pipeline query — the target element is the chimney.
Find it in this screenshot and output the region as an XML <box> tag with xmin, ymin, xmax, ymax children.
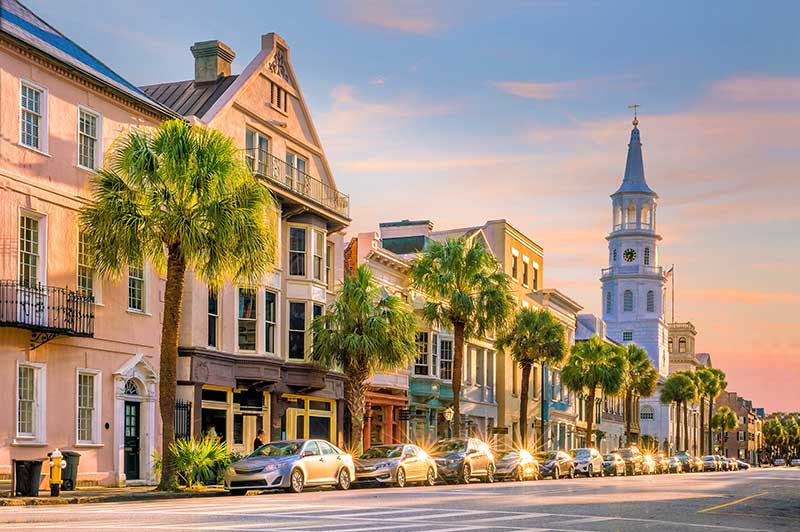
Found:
<box><xmin>190</xmin><ymin>40</ymin><xmax>235</xmax><ymax>83</ymax></box>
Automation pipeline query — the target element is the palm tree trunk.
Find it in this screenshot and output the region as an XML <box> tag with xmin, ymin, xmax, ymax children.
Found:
<box><xmin>157</xmin><ymin>244</ymin><xmax>186</xmax><ymax>491</ymax></box>
<box><xmin>586</xmin><ymin>387</ymin><xmax>597</xmax><ymax>447</ymax></box>
<box><xmin>624</xmin><ymin>391</ymin><xmax>633</xmax><ymax>446</ymax></box>
<box><xmin>674</xmin><ymin>401</ymin><xmax>681</xmax><ymax>452</ymax></box>
<box><xmin>344</xmin><ymin>361</ymin><xmax>370</xmax><ymax>453</ymax></box>
<box><xmin>707</xmin><ymin>400</ymin><xmax>714</xmax><ymax>457</ymax></box>
<box><xmin>699</xmin><ymin>397</ymin><xmax>705</xmax><ymax>455</ymax></box>
<box><xmin>519</xmin><ymin>363</ymin><xmax>531</xmax><ymax>445</ymax></box>
<box><xmin>451</xmin><ymin>321</ymin><xmax>465</xmax><ymax>438</ymax></box>
<box><xmin>540</xmin><ymin>363</ymin><xmax>548</xmax><ymax>449</ymax></box>
<box><xmin>683</xmin><ymin>402</ymin><xmax>689</xmax><ymax>453</ymax></box>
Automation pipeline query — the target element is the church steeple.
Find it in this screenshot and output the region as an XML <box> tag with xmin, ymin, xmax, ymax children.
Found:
<box><xmin>614</xmin><ymin>118</ymin><xmax>656</xmax><ymax>196</ymax></box>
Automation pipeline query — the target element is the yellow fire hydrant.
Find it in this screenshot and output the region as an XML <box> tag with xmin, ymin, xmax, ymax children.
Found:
<box><xmin>49</xmin><ymin>448</ymin><xmax>67</xmax><ymax>497</ymax></box>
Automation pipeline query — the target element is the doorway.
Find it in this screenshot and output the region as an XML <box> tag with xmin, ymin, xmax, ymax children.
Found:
<box><xmin>124</xmin><ymin>401</ymin><xmax>140</xmax><ymax>480</ymax></box>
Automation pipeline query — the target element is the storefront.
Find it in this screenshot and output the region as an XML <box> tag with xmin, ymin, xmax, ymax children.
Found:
<box><xmin>281</xmin><ymin>394</ymin><xmax>337</xmax><ymax>442</ymax></box>
<box><xmin>363</xmin><ymin>389</ymin><xmax>408</xmax><ymax>448</ymax></box>
<box><xmin>199</xmin><ymin>385</ymin><xmax>270</xmax><ymax>454</ymax></box>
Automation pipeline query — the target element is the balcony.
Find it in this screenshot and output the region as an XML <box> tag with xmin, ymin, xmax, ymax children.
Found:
<box><xmin>612</xmin><ymin>222</ymin><xmax>655</xmax><ymax>232</ymax></box>
<box><xmin>245</xmin><ymin>149</ymin><xmax>350</xmax><ymax>219</ymax></box>
<box><xmin>601</xmin><ymin>265</ymin><xmax>663</xmax><ymax>278</ymax></box>
<box><xmin>0</xmin><ymin>281</ymin><xmax>94</xmax><ymax>348</ymax></box>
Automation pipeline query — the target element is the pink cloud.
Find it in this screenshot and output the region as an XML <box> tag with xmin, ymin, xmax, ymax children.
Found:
<box><xmin>711</xmin><ymin>75</ymin><xmax>800</xmax><ymax>103</ymax></box>
<box><xmin>331</xmin><ymin>0</ymin><xmax>446</xmax><ymax>35</ymax></box>
<box><xmin>682</xmin><ymin>288</ymin><xmax>800</xmax><ymax>306</ymax></box>
<box><xmin>493</xmin><ymin>80</ymin><xmax>584</xmax><ymax>100</ymax></box>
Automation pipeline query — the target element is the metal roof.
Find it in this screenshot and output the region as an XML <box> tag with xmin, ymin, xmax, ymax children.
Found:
<box><xmin>140</xmin><ymin>76</ymin><xmax>239</xmax><ymax>118</ymax></box>
<box><xmin>0</xmin><ymin>0</ymin><xmax>174</xmax><ymax>117</ymax></box>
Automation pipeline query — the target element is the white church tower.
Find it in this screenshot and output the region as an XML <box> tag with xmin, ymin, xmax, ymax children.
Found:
<box><xmin>602</xmin><ymin>115</ymin><xmax>673</xmax><ymax>449</ymax></box>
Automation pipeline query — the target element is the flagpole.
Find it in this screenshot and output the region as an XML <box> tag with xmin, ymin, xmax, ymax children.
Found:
<box><xmin>671</xmin><ymin>264</ymin><xmax>675</xmax><ymax>323</ymax></box>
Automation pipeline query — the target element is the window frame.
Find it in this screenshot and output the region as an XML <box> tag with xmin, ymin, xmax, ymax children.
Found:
<box><xmin>510</xmin><ymin>249</ymin><xmax>519</xmax><ymax>280</ymax></box>
<box><xmin>76</xmin><ymin>368</ymin><xmax>102</xmax><ymax>445</ymax></box>
<box><xmin>643</xmin><ymin>246</ymin><xmax>651</xmax><ymax>266</ymax></box>
<box><xmin>439</xmin><ymin>338</ymin><xmax>454</xmax><ymax>381</ymax></box>
<box><xmin>325</xmin><ymin>242</ymin><xmax>334</xmax><ymax>291</ymax></box>
<box><xmin>414</xmin><ymin>331</ymin><xmax>429</xmax><ymax>376</ymax></box>
<box><xmin>623</xmin><ymin>290</ymin><xmax>634</xmax><ymax>312</ymax></box>
<box><xmin>622</xmin><ymin>331</ymin><xmax>633</xmax><ymax>342</ymax></box>
<box><xmin>237</xmin><ymin>287</ymin><xmax>258</xmax><ymax>352</ymax></box>
<box><xmin>288</xmin><ymin>226</ymin><xmax>307</xmax><ymax>277</ymax></box>
<box><xmin>127</xmin><ymin>262</ymin><xmax>147</xmax><ymax>312</ymax></box>
<box><xmin>245</xmin><ymin>127</ymin><xmax>269</xmax><ymax>174</ymax></box>
<box><xmin>646</xmin><ymin>290</ymin><xmax>655</xmax><ymax>312</ymax></box>
<box><xmin>16</xmin><ymin>361</ymin><xmax>46</xmax><ymax>442</ymax></box>
<box><xmin>313</xmin><ymin>230</ymin><xmax>325</xmax><ymax>282</ymax></box>
<box><xmin>522</xmin><ymin>257</ymin><xmax>530</xmax><ymax>287</ymax></box>
<box><xmin>77</xmin><ymin>105</ymin><xmax>102</xmax><ymax>170</ymax></box>
<box><xmin>19</xmin><ymin>209</ymin><xmax>46</xmax><ymax>287</ymax></box>
<box><xmin>288</xmin><ymin>301</ymin><xmax>307</xmax><ymax>360</ymax></box>
<box><xmin>19</xmin><ymin>79</ymin><xmax>48</xmax><ymax>153</ymax></box>
<box><xmin>265</xmin><ymin>290</ymin><xmax>277</xmax><ymax>354</ymax></box>
<box><xmin>208</xmin><ymin>287</ymin><xmax>219</xmax><ymax>348</ymax></box>
<box><xmin>76</xmin><ymin>229</ymin><xmax>98</xmax><ymax>302</ymax></box>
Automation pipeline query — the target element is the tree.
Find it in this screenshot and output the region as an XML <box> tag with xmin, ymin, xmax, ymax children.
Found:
<box><xmin>495</xmin><ymin>308</ymin><xmax>567</xmax><ymax>446</ymax></box>
<box><xmin>561</xmin><ymin>336</ymin><xmax>626</xmax><ymax>448</ymax></box>
<box><xmin>620</xmin><ymin>344</ymin><xmax>658</xmax><ymax>446</ymax></box>
<box><xmin>308</xmin><ymin>265</ymin><xmax>417</xmax><ymax>452</ymax></box>
<box><xmin>694</xmin><ymin>368</ymin><xmax>719</xmax><ymax>455</ymax></box>
<box><xmin>783</xmin><ymin>417</ymin><xmax>800</xmax><ymax>458</ymax></box>
<box><xmin>80</xmin><ymin>119</ymin><xmax>276</xmax><ymax>490</ymax></box>
<box><xmin>410</xmin><ymin>237</ymin><xmax>513</xmax><ymax>437</ymax></box>
<box><xmin>763</xmin><ymin>417</ymin><xmax>787</xmax><ymax>459</ymax></box>
<box><xmin>711</xmin><ymin>405</ymin><xmax>737</xmax><ymax>454</ymax></box>
<box><xmin>706</xmin><ymin>368</ymin><xmax>727</xmax><ymax>454</ymax></box>
<box><xmin>660</xmin><ymin>372</ymin><xmax>696</xmax><ymax>452</ymax></box>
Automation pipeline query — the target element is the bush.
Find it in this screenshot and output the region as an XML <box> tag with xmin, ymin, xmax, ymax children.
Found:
<box><xmin>169</xmin><ymin>437</ymin><xmax>231</xmax><ymax>488</ymax></box>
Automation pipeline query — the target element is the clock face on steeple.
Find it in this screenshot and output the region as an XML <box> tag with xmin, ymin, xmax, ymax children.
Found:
<box><xmin>623</xmin><ymin>248</ymin><xmax>637</xmax><ymax>262</ymax></box>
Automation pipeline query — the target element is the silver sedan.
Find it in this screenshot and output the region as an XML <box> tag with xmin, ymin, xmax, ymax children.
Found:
<box><xmin>355</xmin><ymin>444</ymin><xmax>437</xmax><ymax>487</ymax></box>
<box><xmin>223</xmin><ymin>439</ymin><xmax>355</xmax><ymax>494</ymax></box>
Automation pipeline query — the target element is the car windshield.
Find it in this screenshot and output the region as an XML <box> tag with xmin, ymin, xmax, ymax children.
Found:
<box><xmin>615</xmin><ymin>449</ymin><xmax>632</xmax><ymax>458</ymax></box>
<box><xmin>535</xmin><ymin>452</ymin><xmax>559</xmax><ymax>461</ymax></box>
<box><xmin>603</xmin><ymin>454</ymin><xmax>616</xmax><ymax>461</ymax></box>
<box><xmin>360</xmin><ymin>445</ymin><xmax>404</xmax><ymax>459</ymax></box>
<box><xmin>702</xmin><ymin>455</ymin><xmax>715</xmax><ymax>460</ymax></box>
<box><xmin>432</xmin><ymin>441</ymin><xmax>466</xmax><ymax>454</ymax></box>
<box><xmin>571</xmin><ymin>449</ymin><xmax>591</xmax><ymax>458</ymax></box>
<box><xmin>248</xmin><ymin>441</ymin><xmax>302</xmax><ymax>458</ymax></box>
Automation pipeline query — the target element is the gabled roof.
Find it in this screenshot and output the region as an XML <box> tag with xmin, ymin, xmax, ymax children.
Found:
<box><xmin>0</xmin><ymin>0</ymin><xmax>174</xmax><ymax>117</ymax></box>
<box><xmin>141</xmin><ymin>76</ymin><xmax>238</xmax><ymax>118</ymax></box>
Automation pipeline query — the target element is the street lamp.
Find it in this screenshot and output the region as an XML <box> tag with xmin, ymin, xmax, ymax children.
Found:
<box><xmin>444</xmin><ymin>406</ymin><xmax>454</xmax><ymax>438</ymax></box>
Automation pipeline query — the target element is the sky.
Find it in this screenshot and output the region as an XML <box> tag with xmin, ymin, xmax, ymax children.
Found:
<box><xmin>27</xmin><ymin>0</ymin><xmax>800</xmax><ymax>413</ymax></box>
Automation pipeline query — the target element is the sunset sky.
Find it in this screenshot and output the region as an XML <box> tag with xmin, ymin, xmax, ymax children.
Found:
<box><xmin>28</xmin><ymin>0</ymin><xmax>800</xmax><ymax>412</ymax></box>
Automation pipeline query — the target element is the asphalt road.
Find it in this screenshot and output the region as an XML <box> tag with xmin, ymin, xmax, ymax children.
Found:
<box><xmin>0</xmin><ymin>468</ymin><xmax>798</xmax><ymax>531</ymax></box>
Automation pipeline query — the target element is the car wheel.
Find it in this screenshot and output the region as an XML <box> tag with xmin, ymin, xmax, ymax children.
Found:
<box><xmin>485</xmin><ymin>463</ymin><xmax>495</xmax><ymax>483</ymax></box>
<box><xmin>461</xmin><ymin>463</ymin><xmax>472</xmax><ymax>484</ymax></box>
<box><xmin>396</xmin><ymin>467</ymin><xmax>406</xmax><ymax>488</ymax></box>
<box><xmin>336</xmin><ymin>468</ymin><xmax>351</xmax><ymax>490</ymax></box>
<box><xmin>425</xmin><ymin>467</ymin><xmax>436</xmax><ymax>487</ymax></box>
<box><xmin>514</xmin><ymin>466</ymin><xmax>524</xmax><ymax>482</ymax></box>
<box><xmin>568</xmin><ymin>467</ymin><xmax>575</xmax><ymax>479</ymax></box>
<box><xmin>553</xmin><ymin>466</ymin><xmax>560</xmax><ymax>480</ymax></box>
<box><xmin>587</xmin><ymin>465</ymin><xmax>593</xmax><ymax>478</ymax></box>
<box><xmin>287</xmin><ymin>468</ymin><xmax>304</xmax><ymax>494</ymax></box>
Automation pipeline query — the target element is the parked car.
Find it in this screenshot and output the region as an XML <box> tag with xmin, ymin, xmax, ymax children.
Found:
<box><xmin>224</xmin><ymin>439</ymin><xmax>355</xmax><ymax>494</ymax></box>
<box><xmin>736</xmin><ymin>460</ymin><xmax>751</xmax><ymax>470</ymax></box>
<box><xmin>430</xmin><ymin>438</ymin><xmax>495</xmax><ymax>484</ymax></box>
<box><xmin>495</xmin><ymin>449</ymin><xmax>540</xmax><ymax>481</ymax></box>
<box><xmin>701</xmin><ymin>455</ymin><xmax>720</xmax><ymax>472</ymax></box>
<box><xmin>602</xmin><ymin>453</ymin><xmax>626</xmax><ymax>476</ymax></box>
<box><xmin>641</xmin><ymin>454</ymin><xmax>657</xmax><ymax>474</ymax></box>
<box><xmin>674</xmin><ymin>452</ymin><xmax>700</xmax><ymax>472</ymax></box>
<box><xmin>355</xmin><ymin>444</ymin><xmax>437</xmax><ymax>487</ymax></box>
<box><xmin>570</xmin><ymin>448</ymin><xmax>604</xmax><ymax>477</ymax></box>
<box><xmin>790</xmin><ymin>458</ymin><xmax>800</xmax><ymax>467</ymax></box>
<box><xmin>667</xmin><ymin>455</ymin><xmax>684</xmax><ymax>473</ymax></box>
<box><xmin>714</xmin><ymin>455</ymin><xmax>730</xmax><ymax>470</ymax></box>
<box><xmin>723</xmin><ymin>457</ymin><xmax>739</xmax><ymax>471</ymax></box>
<box><xmin>692</xmin><ymin>456</ymin><xmax>704</xmax><ymax>472</ymax></box>
<box><xmin>613</xmin><ymin>447</ymin><xmax>644</xmax><ymax>475</ymax></box>
<box><xmin>653</xmin><ymin>452</ymin><xmax>671</xmax><ymax>474</ymax></box>
<box><xmin>535</xmin><ymin>451</ymin><xmax>575</xmax><ymax>479</ymax></box>
<box><xmin>773</xmin><ymin>457</ymin><xmax>786</xmax><ymax>466</ymax></box>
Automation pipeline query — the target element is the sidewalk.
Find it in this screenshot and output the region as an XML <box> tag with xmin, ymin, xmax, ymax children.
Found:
<box><xmin>0</xmin><ymin>485</ymin><xmax>226</xmax><ymax>506</ymax></box>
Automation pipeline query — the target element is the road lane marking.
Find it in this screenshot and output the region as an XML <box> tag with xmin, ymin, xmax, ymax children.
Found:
<box><xmin>698</xmin><ymin>491</ymin><xmax>769</xmax><ymax>513</ymax></box>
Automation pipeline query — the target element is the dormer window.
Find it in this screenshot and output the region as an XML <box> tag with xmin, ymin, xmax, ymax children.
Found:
<box><xmin>270</xmin><ymin>82</ymin><xmax>287</xmax><ymax>113</ymax></box>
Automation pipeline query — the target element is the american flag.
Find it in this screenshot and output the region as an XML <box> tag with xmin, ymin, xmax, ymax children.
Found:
<box><xmin>664</xmin><ymin>265</ymin><xmax>674</xmax><ymax>279</ymax></box>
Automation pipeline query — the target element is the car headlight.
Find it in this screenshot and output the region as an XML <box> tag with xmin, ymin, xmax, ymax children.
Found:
<box><xmin>262</xmin><ymin>463</ymin><xmax>281</xmax><ymax>473</ymax></box>
<box><xmin>376</xmin><ymin>462</ymin><xmax>392</xmax><ymax>469</ymax></box>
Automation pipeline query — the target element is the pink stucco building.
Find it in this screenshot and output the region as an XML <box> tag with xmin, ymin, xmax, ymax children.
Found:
<box><xmin>0</xmin><ymin>0</ymin><xmax>174</xmax><ymax>486</ymax></box>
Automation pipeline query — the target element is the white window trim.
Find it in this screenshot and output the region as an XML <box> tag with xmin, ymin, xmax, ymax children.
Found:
<box><xmin>75</xmin><ymin>368</ymin><xmax>102</xmax><ymax>445</ymax></box>
<box><xmin>287</xmin><ymin>300</ymin><xmax>307</xmax><ymax>361</ymax></box>
<box><xmin>15</xmin><ymin>360</ymin><xmax>46</xmax><ymax>444</ymax></box>
<box><xmin>76</xmin><ymin>105</ymin><xmax>103</xmax><ymax>171</ymax></box>
<box><xmin>19</xmin><ymin>79</ymin><xmax>49</xmax><ymax>154</ymax></box>
<box><xmin>287</xmin><ymin>224</ymin><xmax>308</xmax><ymax>278</ymax></box>
<box><xmin>312</xmin><ymin>230</ymin><xmax>325</xmax><ymax>282</ymax></box>
<box><xmin>126</xmin><ymin>262</ymin><xmax>150</xmax><ymax>314</ymax></box>
<box><xmin>236</xmin><ymin>286</ymin><xmax>258</xmax><ymax>353</ymax></box>
<box><xmin>77</xmin><ymin>229</ymin><xmax>102</xmax><ymax>304</ymax></box>
<box><xmin>18</xmin><ymin>208</ymin><xmax>47</xmax><ymax>286</ymax></box>
<box><xmin>265</xmin><ymin>289</ymin><xmax>278</xmax><ymax>355</ymax></box>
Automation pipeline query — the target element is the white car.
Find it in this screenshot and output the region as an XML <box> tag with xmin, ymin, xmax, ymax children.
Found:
<box><xmin>570</xmin><ymin>448</ymin><xmax>604</xmax><ymax>477</ymax></box>
<box><xmin>774</xmin><ymin>458</ymin><xmax>786</xmax><ymax>466</ymax></box>
<box><xmin>790</xmin><ymin>458</ymin><xmax>800</xmax><ymax>467</ymax></box>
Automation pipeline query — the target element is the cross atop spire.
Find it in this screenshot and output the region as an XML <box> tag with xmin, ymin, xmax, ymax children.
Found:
<box><xmin>628</xmin><ymin>103</ymin><xmax>640</xmax><ymax>126</ymax></box>
<box><xmin>613</xmin><ymin>110</ymin><xmax>657</xmax><ymax>196</ymax></box>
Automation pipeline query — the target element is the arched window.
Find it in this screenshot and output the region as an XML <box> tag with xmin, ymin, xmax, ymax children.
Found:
<box><xmin>626</xmin><ymin>204</ymin><xmax>637</xmax><ymax>225</ymax></box>
<box><xmin>606</xmin><ymin>291</ymin><xmax>612</xmax><ymax>313</ymax></box>
<box><xmin>668</xmin><ymin>337</ymin><xmax>674</xmax><ymax>352</ymax></box>
<box><xmin>623</xmin><ymin>290</ymin><xmax>633</xmax><ymax>312</ymax></box>
<box><xmin>644</xmin><ymin>247</ymin><xmax>650</xmax><ymax>265</ymax></box>
<box><xmin>614</xmin><ymin>205</ymin><xmax>622</xmax><ymax>228</ymax></box>
<box><xmin>123</xmin><ymin>379</ymin><xmax>140</xmax><ymax>395</ymax></box>
<box><xmin>640</xmin><ymin>405</ymin><xmax>655</xmax><ymax>420</ymax></box>
<box><xmin>641</xmin><ymin>204</ymin><xmax>651</xmax><ymax>227</ymax></box>
<box><xmin>646</xmin><ymin>290</ymin><xmax>655</xmax><ymax>312</ymax></box>
<box><xmin>678</xmin><ymin>337</ymin><xmax>687</xmax><ymax>353</ymax></box>
<box><xmin>613</xmin><ymin>249</ymin><xmax>617</xmax><ymax>262</ymax></box>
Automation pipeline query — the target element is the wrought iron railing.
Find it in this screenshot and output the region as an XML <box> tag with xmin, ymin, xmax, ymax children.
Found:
<box><xmin>0</xmin><ymin>281</ymin><xmax>94</xmax><ymax>341</ymax></box>
<box><xmin>244</xmin><ymin>149</ymin><xmax>350</xmax><ymax>218</ymax></box>
<box><xmin>613</xmin><ymin>222</ymin><xmax>654</xmax><ymax>231</ymax></box>
<box><xmin>601</xmin><ymin>265</ymin><xmax>663</xmax><ymax>277</ymax></box>
<box><xmin>175</xmin><ymin>399</ymin><xmax>192</xmax><ymax>440</ymax></box>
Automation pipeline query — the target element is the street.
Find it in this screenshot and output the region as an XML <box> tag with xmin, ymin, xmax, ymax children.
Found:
<box><xmin>0</xmin><ymin>468</ymin><xmax>797</xmax><ymax>532</ymax></box>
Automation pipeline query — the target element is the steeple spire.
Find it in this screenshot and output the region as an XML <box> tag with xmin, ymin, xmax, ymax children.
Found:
<box><xmin>613</xmin><ymin>111</ymin><xmax>656</xmax><ymax>196</ymax></box>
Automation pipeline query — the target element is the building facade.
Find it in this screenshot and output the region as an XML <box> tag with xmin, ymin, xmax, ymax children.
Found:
<box><xmin>142</xmin><ymin>34</ymin><xmax>351</xmax><ymax>454</ymax></box>
<box><xmin>0</xmin><ymin>0</ymin><xmax>175</xmax><ymax>486</ymax></box>
<box><xmin>716</xmin><ymin>391</ymin><xmax>760</xmax><ymax>465</ymax></box>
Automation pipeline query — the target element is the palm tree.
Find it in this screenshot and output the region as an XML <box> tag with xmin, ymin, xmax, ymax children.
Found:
<box><xmin>660</xmin><ymin>372</ymin><xmax>696</xmax><ymax>452</ymax></box>
<box><xmin>706</xmin><ymin>368</ymin><xmax>727</xmax><ymax>455</ymax></box>
<box><xmin>308</xmin><ymin>265</ymin><xmax>418</xmax><ymax>452</ymax></box>
<box><xmin>410</xmin><ymin>237</ymin><xmax>513</xmax><ymax>437</ymax></box>
<box><xmin>561</xmin><ymin>336</ymin><xmax>626</xmax><ymax>448</ymax></box>
<box><xmin>711</xmin><ymin>405</ymin><xmax>737</xmax><ymax>454</ymax></box>
<box><xmin>763</xmin><ymin>417</ymin><xmax>787</xmax><ymax>461</ymax></box>
<box><xmin>495</xmin><ymin>308</ymin><xmax>567</xmax><ymax>446</ymax></box>
<box><xmin>80</xmin><ymin>119</ymin><xmax>276</xmax><ymax>490</ymax></box>
<box><xmin>694</xmin><ymin>368</ymin><xmax>718</xmax><ymax>455</ymax></box>
<box><xmin>620</xmin><ymin>344</ymin><xmax>658</xmax><ymax>446</ymax></box>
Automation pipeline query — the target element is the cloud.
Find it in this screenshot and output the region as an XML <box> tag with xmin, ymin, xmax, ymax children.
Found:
<box><xmin>342</xmin><ymin>154</ymin><xmax>531</xmax><ymax>174</ymax></box>
<box><xmin>682</xmin><ymin>288</ymin><xmax>800</xmax><ymax>306</ymax></box>
<box><xmin>330</xmin><ymin>0</ymin><xmax>446</xmax><ymax>35</ymax></box>
<box><xmin>711</xmin><ymin>76</ymin><xmax>800</xmax><ymax>103</ymax></box>
<box><xmin>493</xmin><ymin>80</ymin><xmax>584</xmax><ymax>100</ymax></box>
<box><xmin>369</xmin><ymin>77</ymin><xmax>386</xmax><ymax>86</ymax></box>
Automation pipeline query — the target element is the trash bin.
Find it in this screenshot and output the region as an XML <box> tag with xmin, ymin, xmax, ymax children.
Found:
<box><xmin>14</xmin><ymin>459</ymin><xmax>44</xmax><ymax>497</ymax></box>
<box><xmin>60</xmin><ymin>451</ymin><xmax>81</xmax><ymax>491</ymax></box>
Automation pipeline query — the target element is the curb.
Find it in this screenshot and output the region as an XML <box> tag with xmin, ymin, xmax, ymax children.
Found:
<box><xmin>0</xmin><ymin>490</ymin><xmax>226</xmax><ymax>506</ymax></box>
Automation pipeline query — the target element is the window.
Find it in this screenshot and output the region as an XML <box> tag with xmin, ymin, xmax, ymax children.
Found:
<box><xmin>78</xmin><ymin>108</ymin><xmax>99</xmax><ymax>169</ymax></box>
<box><xmin>431</xmin><ymin>334</ymin><xmax>439</xmax><ymax>377</ymax></box>
<box><xmin>313</xmin><ymin>304</ymin><xmax>323</xmax><ymax>320</ymax></box>
<box><xmin>613</xmin><ymin>248</ymin><xmax>618</xmax><ymax>262</ymax></box>
<box><xmin>271</xmin><ymin>81</ymin><xmax>287</xmax><ymax>112</ymax></box>
<box><xmin>286</xmin><ymin>151</ymin><xmax>307</xmax><ymax>177</ymax></box>
<box><xmin>313</xmin><ymin>231</ymin><xmax>325</xmax><ymax>281</ymax></box>
<box><xmin>238</xmin><ymin>288</ymin><xmax>257</xmax><ymax>351</ymax></box>
<box><xmin>476</xmin><ymin>349</ymin><xmax>485</xmax><ymax>386</ymax></box>
<box><xmin>532</xmin><ymin>267</ymin><xmax>539</xmax><ymax>290</ymax></box>
<box><xmin>208</xmin><ymin>288</ymin><xmax>219</xmax><ymax>348</ymax></box>
<box><xmin>288</xmin><ymin>302</ymin><xmax>306</xmax><ymax>359</ymax></box>
<box><xmin>19</xmin><ymin>214</ymin><xmax>41</xmax><ymax>286</ymax></box>
<box><xmin>440</xmin><ymin>339</ymin><xmax>453</xmax><ymax>380</ymax></box>
<box><xmin>265</xmin><ymin>291</ymin><xmax>276</xmax><ymax>353</ymax></box>
<box><xmin>605</xmin><ymin>291</ymin><xmax>612</xmax><ymax>313</ymax></box>
<box><xmin>20</xmin><ymin>81</ymin><xmax>45</xmax><ymax>151</ymax></box>
<box><xmin>623</xmin><ymin>290</ymin><xmax>633</xmax><ymax>312</ymax></box>
<box><xmin>737</xmin><ymin>431</ymin><xmax>745</xmax><ymax>442</ymax></box>
<box><xmin>647</xmin><ymin>290</ymin><xmax>655</xmax><ymax>312</ymax></box>
<box><xmin>17</xmin><ymin>362</ymin><xmax>44</xmax><ymax>440</ymax></box>
<box><xmin>522</xmin><ymin>261</ymin><xmax>529</xmax><ymax>286</ymax></box>
<box><xmin>128</xmin><ymin>263</ymin><xmax>145</xmax><ymax>311</ymax></box>
<box><xmin>77</xmin><ymin>371</ymin><xmax>100</xmax><ymax>443</ymax></box>
<box><xmin>640</xmin><ymin>406</ymin><xmax>654</xmax><ymax>420</ymax></box>
<box><xmin>77</xmin><ymin>231</ymin><xmax>94</xmax><ymax>299</ymax></box>
<box><xmin>414</xmin><ymin>332</ymin><xmax>429</xmax><ymax>375</ymax></box>
<box><xmin>644</xmin><ymin>247</ymin><xmax>651</xmax><ymax>266</ymax></box>
<box><xmin>326</xmin><ymin>243</ymin><xmax>334</xmax><ymax>291</ymax></box>
<box><xmin>623</xmin><ymin>331</ymin><xmax>633</xmax><ymax>342</ymax></box>
<box><xmin>669</xmin><ymin>337</ymin><xmax>674</xmax><ymax>352</ymax></box>
<box><xmin>245</xmin><ymin>128</ymin><xmax>269</xmax><ymax>174</ymax></box>
<box><xmin>679</xmin><ymin>337</ymin><xmax>687</xmax><ymax>353</ymax></box>
<box><xmin>289</xmin><ymin>227</ymin><xmax>306</xmax><ymax>276</ymax></box>
<box><xmin>511</xmin><ymin>254</ymin><xmax>518</xmax><ymax>279</ymax></box>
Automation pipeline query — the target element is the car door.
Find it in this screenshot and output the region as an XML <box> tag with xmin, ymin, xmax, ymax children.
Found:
<box><xmin>401</xmin><ymin>446</ymin><xmax>421</xmax><ymax>480</ymax></box>
<box><xmin>301</xmin><ymin>441</ymin><xmax>326</xmax><ymax>484</ymax></box>
<box><xmin>467</xmin><ymin>439</ymin><xmax>484</xmax><ymax>474</ymax></box>
<box><xmin>319</xmin><ymin>441</ymin><xmax>344</xmax><ymax>481</ymax></box>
